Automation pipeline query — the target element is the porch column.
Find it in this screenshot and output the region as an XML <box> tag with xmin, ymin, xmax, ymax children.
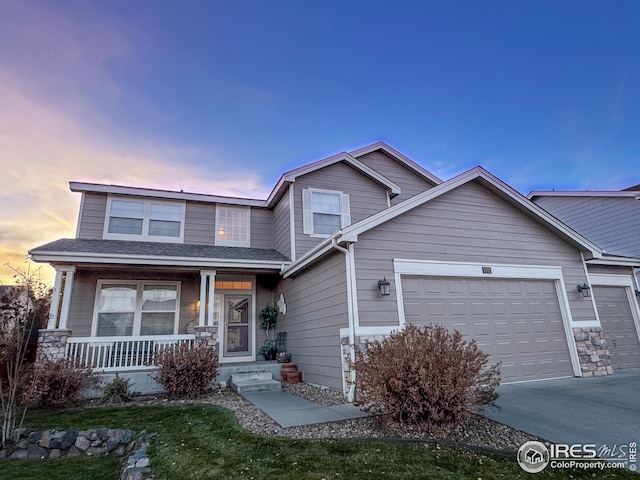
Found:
<box><xmin>47</xmin><ymin>269</ymin><xmax>64</xmax><ymax>329</ymax></box>
<box><xmin>207</xmin><ymin>272</ymin><xmax>216</xmax><ymax>326</ymax></box>
<box><xmin>58</xmin><ymin>266</ymin><xmax>75</xmax><ymax>330</ymax></box>
<box><xmin>199</xmin><ymin>270</ymin><xmax>217</xmax><ymax>326</ymax></box>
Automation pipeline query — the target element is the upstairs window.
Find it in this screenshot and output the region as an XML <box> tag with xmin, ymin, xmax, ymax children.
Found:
<box><xmin>104</xmin><ymin>196</ymin><xmax>184</xmax><ymax>242</ymax></box>
<box><xmin>302</xmin><ymin>188</ymin><xmax>351</xmax><ymax>237</ymax></box>
<box><xmin>216</xmin><ymin>206</ymin><xmax>250</xmax><ymax>247</ymax></box>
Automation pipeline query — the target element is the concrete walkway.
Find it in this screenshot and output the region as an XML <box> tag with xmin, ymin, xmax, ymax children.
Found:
<box><xmin>485</xmin><ymin>369</ymin><xmax>640</xmax><ymax>447</ymax></box>
<box><xmin>241</xmin><ymin>390</ymin><xmax>368</xmax><ymax>427</ymax></box>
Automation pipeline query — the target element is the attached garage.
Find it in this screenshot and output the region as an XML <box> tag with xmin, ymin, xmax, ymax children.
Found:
<box><xmin>593</xmin><ymin>285</ymin><xmax>640</xmax><ymax>370</ymax></box>
<box><xmin>400</xmin><ymin>275</ymin><xmax>575</xmax><ymax>383</ymax></box>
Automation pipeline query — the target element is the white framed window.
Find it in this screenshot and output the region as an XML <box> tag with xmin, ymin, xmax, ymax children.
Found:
<box><xmin>302</xmin><ymin>188</ymin><xmax>351</xmax><ymax>237</ymax></box>
<box><xmin>216</xmin><ymin>206</ymin><xmax>250</xmax><ymax>247</ymax></box>
<box><xmin>104</xmin><ymin>196</ymin><xmax>185</xmax><ymax>243</ymax></box>
<box><xmin>93</xmin><ymin>280</ymin><xmax>180</xmax><ymax>337</ymax></box>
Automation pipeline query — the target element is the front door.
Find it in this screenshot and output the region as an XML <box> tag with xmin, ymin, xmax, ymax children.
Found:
<box><xmin>223</xmin><ymin>294</ymin><xmax>252</xmax><ymax>357</ymax></box>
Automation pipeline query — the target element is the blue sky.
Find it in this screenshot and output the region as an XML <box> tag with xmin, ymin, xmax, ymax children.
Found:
<box><xmin>1</xmin><ymin>0</ymin><xmax>639</xmax><ymax>284</ymax></box>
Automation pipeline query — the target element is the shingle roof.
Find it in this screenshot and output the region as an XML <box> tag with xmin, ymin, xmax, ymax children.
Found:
<box><xmin>30</xmin><ymin>238</ymin><xmax>290</xmax><ymax>263</ymax></box>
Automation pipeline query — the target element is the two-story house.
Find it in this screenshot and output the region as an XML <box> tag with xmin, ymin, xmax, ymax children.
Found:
<box><xmin>30</xmin><ymin>142</ymin><xmax>640</xmax><ymax>398</ymax></box>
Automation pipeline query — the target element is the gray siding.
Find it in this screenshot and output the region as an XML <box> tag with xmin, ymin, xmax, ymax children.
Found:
<box><xmin>184</xmin><ymin>202</ymin><xmax>216</xmax><ymax>245</ymax></box>
<box><xmin>77</xmin><ymin>193</ymin><xmax>107</xmax><ymax>239</ymax></box>
<box><xmin>66</xmin><ymin>269</ymin><xmax>199</xmax><ymax>336</ymax></box>
<box><xmin>293</xmin><ymin>162</ymin><xmax>389</xmax><ymax>259</ymax></box>
<box><xmin>534</xmin><ymin>196</ymin><xmax>640</xmax><ymax>258</ymax></box>
<box><xmin>353</xmin><ymin>181</ymin><xmax>600</xmax><ymax>327</ymax></box>
<box><xmin>357</xmin><ymin>151</ymin><xmax>435</xmax><ymax>204</ymax></box>
<box><xmin>250</xmin><ymin>207</ymin><xmax>273</xmax><ymax>249</ymax></box>
<box><xmin>272</xmin><ymin>188</ymin><xmax>291</xmax><ymax>259</ymax></box>
<box><xmin>276</xmin><ymin>252</ymin><xmax>348</xmax><ymax>390</ymax></box>
<box><xmin>587</xmin><ymin>265</ymin><xmax>635</xmax><ymax>276</ymax></box>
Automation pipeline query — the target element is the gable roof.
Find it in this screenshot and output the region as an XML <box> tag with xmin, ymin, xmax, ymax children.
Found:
<box><xmin>266</xmin><ymin>142</ymin><xmax>442</xmax><ymax>205</ymax></box>
<box><xmin>71</xmin><ymin>142</ymin><xmax>440</xmax><ymax>209</ymax></box>
<box><xmin>284</xmin><ymin>166</ymin><xmax>609</xmax><ymax>278</ymax></box>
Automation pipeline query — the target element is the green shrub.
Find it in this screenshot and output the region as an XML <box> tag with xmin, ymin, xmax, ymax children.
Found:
<box><xmin>353</xmin><ymin>324</ymin><xmax>500</xmax><ymax>432</ymax></box>
<box><xmin>22</xmin><ymin>357</ymin><xmax>98</xmax><ymax>409</ymax></box>
<box><xmin>154</xmin><ymin>343</ymin><xmax>218</xmax><ymax>398</ymax></box>
<box><xmin>101</xmin><ymin>373</ymin><xmax>132</xmax><ymax>404</ymax></box>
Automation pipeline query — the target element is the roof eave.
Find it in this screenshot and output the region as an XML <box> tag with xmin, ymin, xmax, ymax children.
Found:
<box><xmin>29</xmin><ymin>250</ymin><xmax>290</xmax><ymax>270</ymax></box>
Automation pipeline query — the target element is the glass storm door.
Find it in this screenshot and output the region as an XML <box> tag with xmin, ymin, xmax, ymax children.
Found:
<box><xmin>223</xmin><ymin>294</ymin><xmax>251</xmax><ymax>357</ymax></box>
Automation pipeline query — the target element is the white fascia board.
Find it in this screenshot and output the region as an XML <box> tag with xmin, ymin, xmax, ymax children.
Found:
<box><xmin>29</xmin><ymin>251</ymin><xmax>289</xmax><ymax>270</ymax></box>
<box><xmin>281</xmin><ymin>235</ymin><xmax>338</xmax><ymax>278</ymax></box>
<box><xmin>586</xmin><ymin>256</ymin><xmax>640</xmax><ymax>267</ymax></box>
<box><xmin>528</xmin><ymin>190</ymin><xmax>640</xmax><ymax>200</ymax></box>
<box><xmin>70</xmin><ymin>182</ymin><xmax>268</xmax><ymax>207</ymax></box>
<box><xmin>349</xmin><ymin>141</ymin><xmax>443</xmax><ymax>185</ymax></box>
<box><xmin>337</xmin><ymin>167</ymin><xmax>603</xmax><ymax>258</ymax></box>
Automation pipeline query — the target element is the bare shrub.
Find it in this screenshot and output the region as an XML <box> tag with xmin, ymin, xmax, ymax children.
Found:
<box><xmin>101</xmin><ymin>373</ymin><xmax>132</xmax><ymax>405</ymax></box>
<box><xmin>154</xmin><ymin>343</ymin><xmax>218</xmax><ymax>398</ymax></box>
<box><xmin>22</xmin><ymin>357</ymin><xmax>98</xmax><ymax>409</ymax></box>
<box><xmin>353</xmin><ymin>324</ymin><xmax>500</xmax><ymax>432</ymax></box>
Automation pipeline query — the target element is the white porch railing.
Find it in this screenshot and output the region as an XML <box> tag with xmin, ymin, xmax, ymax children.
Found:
<box><xmin>66</xmin><ymin>335</ymin><xmax>196</xmax><ymax>372</ymax></box>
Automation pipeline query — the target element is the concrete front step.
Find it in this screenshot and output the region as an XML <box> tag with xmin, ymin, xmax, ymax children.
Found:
<box><xmin>231</xmin><ymin>371</ymin><xmax>282</xmax><ymax>393</ymax></box>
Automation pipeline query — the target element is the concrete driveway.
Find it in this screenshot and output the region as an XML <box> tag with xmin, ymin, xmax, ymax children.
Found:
<box><xmin>484</xmin><ymin>369</ymin><xmax>640</xmax><ymax>448</ymax></box>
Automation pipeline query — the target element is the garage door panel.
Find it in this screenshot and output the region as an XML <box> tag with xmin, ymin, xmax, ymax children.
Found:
<box><xmin>593</xmin><ymin>286</ymin><xmax>640</xmax><ymax>370</ymax></box>
<box><xmin>401</xmin><ymin>276</ymin><xmax>574</xmax><ymax>382</ymax></box>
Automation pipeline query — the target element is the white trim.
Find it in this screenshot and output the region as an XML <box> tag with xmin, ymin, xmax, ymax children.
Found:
<box><xmin>70</xmin><ymin>181</ymin><xmax>267</xmax><ymax>207</ymax></box>
<box><xmin>91</xmin><ymin>280</ymin><xmax>182</xmax><ymax>337</ymax></box>
<box><xmin>103</xmin><ymin>195</ymin><xmax>186</xmax><ymax>243</ymax></box>
<box><xmin>207</xmin><ymin>273</ymin><xmax>215</xmax><ymax>327</ymax></box>
<box><xmin>48</xmin><ymin>269</ymin><xmax>65</xmax><ymax>329</ymax></box>
<box><xmin>75</xmin><ymin>192</ymin><xmax>85</xmax><ymax>238</ymax></box>
<box><xmin>393</xmin><ymin>258</ymin><xmax>583</xmax><ymax>378</ymax></box>
<box><xmin>199</xmin><ymin>274</ymin><xmax>207</xmax><ymax>326</ymax></box>
<box><xmin>29</xmin><ymin>251</ymin><xmax>289</xmax><ymax>270</ymax></box>
<box><xmin>354</xmin><ymin>326</ymin><xmax>399</xmax><ymax>336</ymax></box>
<box><xmin>288</xmin><ymin>184</ymin><xmax>296</xmax><ymax>262</ymax></box>
<box><xmin>528</xmin><ymin>190</ymin><xmax>640</xmax><ymax>199</ymax></box>
<box><xmin>58</xmin><ymin>267</ymin><xmax>75</xmax><ymax>330</ymax></box>
<box><xmin>393</xmin><ymin>258</ymin><xmax>565</xmax><ymax>280</ymax></box>
<box><xmin>586</xmin><ymin>257</ymin><xmax>640</xmax><ymax>268</ymax></box>
<box><xmin>215</xmin><ymin>205</ymin><xmax>251</xmax><ymax>247</ymax></box>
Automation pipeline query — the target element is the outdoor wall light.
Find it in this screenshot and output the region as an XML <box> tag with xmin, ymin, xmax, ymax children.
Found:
<box><xmin>378</xmin><ymin>277</ymin><xmax>391</xmax><ymax>296</ymax></box>
<box><xmin>577</xmin><ymin>283</ymin><xmax>591</xmax><ymax>298</ymax></box>
<box><xmin>635</xmin><ymin>289</ymin><xmax>640</xmax><ymax>298</ymax></box>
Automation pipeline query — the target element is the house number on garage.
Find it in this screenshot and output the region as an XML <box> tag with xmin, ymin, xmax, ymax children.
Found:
<box><xmin>482</xmin><ymin>266</ymin><xmax>493</xmax><ymax>274</ymax></box>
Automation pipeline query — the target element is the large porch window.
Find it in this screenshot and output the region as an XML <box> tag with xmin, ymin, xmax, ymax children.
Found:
<box><xmin>94</xmin><ymin>281</ymin><xmax>180</xmax><ymax>337</ymax></box>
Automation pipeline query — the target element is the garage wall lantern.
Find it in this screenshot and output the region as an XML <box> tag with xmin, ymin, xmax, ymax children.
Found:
<box><xmin>378</xmin><ymin>277</ymin><xmax>391</xmax><ymax>296</ymax></box>
<box><xmin>577</xmin><ymin>283</ymin><xmax>591</xmax><ymax>298</ymax></box>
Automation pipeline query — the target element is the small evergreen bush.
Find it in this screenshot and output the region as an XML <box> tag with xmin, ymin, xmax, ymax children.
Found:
<box><xmin>101</xmin><ymin>373</ymin><xmax>132</xmax><ymax>404</ymax></box>
<box><xmin>154</xmin><ymin>343</ymin><xmax>218</xmax><ymax>397</ymax></box>
<box><xmin>22</xmin><ymin>357</ymin><xmax>98</xmax><ymax>409</ymax></box>
<box><xmin>353</xmin><ymin>324</ymin><xmax>500</xmax><ymax>432</ymax></box>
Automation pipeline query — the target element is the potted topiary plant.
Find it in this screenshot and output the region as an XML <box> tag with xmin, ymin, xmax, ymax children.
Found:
<box><xmin>258</xmin><ymin>305</ymin><xmax>278</xmax><ymax>360</ymax></box>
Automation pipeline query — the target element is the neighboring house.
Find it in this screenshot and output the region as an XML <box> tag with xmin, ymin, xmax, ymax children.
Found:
<box><xmin>30</xmin><ymin>142</ymin><xmax>640</xmax><ymax>398</ymax></box>
<box><xmin>529</xmin><ymin>188</ymin><xmax>640</xmax><ymax>373</ymax></box>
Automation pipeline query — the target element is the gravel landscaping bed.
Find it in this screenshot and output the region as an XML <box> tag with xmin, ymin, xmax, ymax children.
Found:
<box><xmin>92</xmin><ymin>382</ymin><xmax>540</xmax><ymax>452</ymax></box>
<box><xmin>194</xmin><ymin>383</ymin><xmax>541</xmax><ymax>452</ymax></box>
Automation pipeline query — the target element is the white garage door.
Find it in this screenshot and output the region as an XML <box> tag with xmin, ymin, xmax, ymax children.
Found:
<box><xmin>593</xmin><ymin>286</ymin><xmax>640</xmax><ymax>370</ymax></box>
<box><xmin>401</xmin><ymin>276</ymin><xmax>574</xmax><ymax>382</ymax></box>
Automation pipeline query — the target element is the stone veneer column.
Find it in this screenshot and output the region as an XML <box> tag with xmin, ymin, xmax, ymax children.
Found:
<box><xmin>37</xmin><ymin>329</ymin><xmax>72</xmax><ymax>362</ymax></box>
<box><xmin>193</xmin><ymin>325</ymin><xmax>219</xmax><ymax>356</ymax></box>
<box><xmin>573</xmin><ymin>327</ymin><xmax>613</xmax><ymax>377</ymax></box>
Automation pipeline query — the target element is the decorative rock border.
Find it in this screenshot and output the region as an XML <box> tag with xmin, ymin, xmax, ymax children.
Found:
<box><xmin>0</xmin><ymin>427</ymin><xmax>156</xmax><ymax>480</ymax></box>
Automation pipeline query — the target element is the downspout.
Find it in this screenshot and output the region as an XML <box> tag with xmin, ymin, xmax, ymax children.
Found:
<box><xmin>331</xmin><ymin>238</ymin><xmax>358</xmax><ymax>402</ymax></box>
